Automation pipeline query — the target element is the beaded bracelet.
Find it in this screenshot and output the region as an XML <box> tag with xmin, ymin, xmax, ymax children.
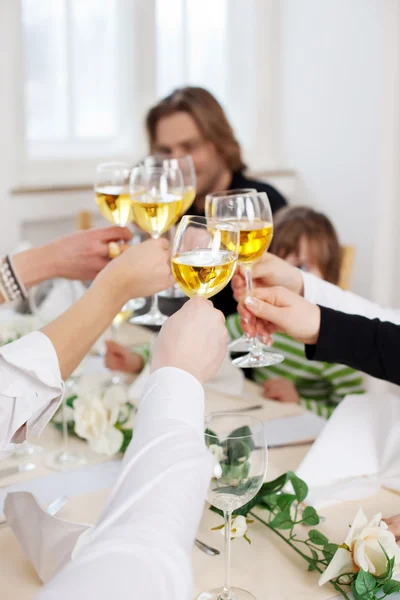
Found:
<box><xmin>0</xmin><ymin>256</ymin><xmax>27</xmax><ymax>302</ymax></box>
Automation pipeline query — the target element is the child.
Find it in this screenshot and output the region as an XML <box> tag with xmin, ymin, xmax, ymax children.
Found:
<box><xmin>227</xmin><ymin>206</ymin><xmax>365</xmax><ymax>417</ymax></box>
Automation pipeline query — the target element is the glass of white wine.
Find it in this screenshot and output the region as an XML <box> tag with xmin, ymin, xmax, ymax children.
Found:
<box><xmin>171</xmin><ymin>215</ymin><xmax>239</xmax><ymax>299</ymax></box>
<box><xmin>129</xmin><ymin>164</ymin><xmax>184</xmax><ymax>326</ymax></box>
<box><xmin>94</xmin><ymin>162</ymin><xmax>145</xmax><ymax>315</ymax></box>
<box><xmin>198</xmin><ymin>413</ymin><xmax>268</xmax><ymax>600</ymax></box>
<box><xmin>205</xmin><ymin>190</ymin><xmax>284</xmax><ymax>368</ymax></box>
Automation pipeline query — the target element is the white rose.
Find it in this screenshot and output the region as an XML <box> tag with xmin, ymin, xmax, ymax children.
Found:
<box><xmin>89</xmin><ymin>425</ymin><xmax>124</xmax><ymax>456</ymax></box>
<box><xmin>209</xmin><ymin>444</ymin><xmax>224</xmax><ymax>462</ymax></box>
<box><xmin>221</xmin><ymin>515</ymin><xmax>248</xmax><ymax>539</ymax></box>
<box><xmin>74</xmin><ymin>396</ymin><xmax>108</xmax><ymax>442</ymax></box>
<box><xmin>319</xmin><ymin>508</ymin><xmax>400</xmax><ymax>586</ymax></box>
<box><xmin>103</xmin><ymin>385</ymin><xmax>126</xmax><ymax>425</ymax></box>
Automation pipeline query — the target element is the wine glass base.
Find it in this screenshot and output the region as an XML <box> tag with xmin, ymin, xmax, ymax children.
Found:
<box><xmin>131</xmin><ymin>311</ymin><xmax>168</xmax><ymax>327</ymax></box>
<box><xmin>14</xmin><ymin>442</ymin><xmax>43</xmax><ymax>457</ymax></box>
<box><xmin>197</xmin><ymin>587</ymin><xmax>256</xmax><ymax>600</ymax></box>
<box><xmin>228</xmin><ymin>336</ymin><xmax>253</xmax><ymax>353</ymax></box>
<box><xmin>46</xmin><ymin>450</ymin><xmax>87</xmax><ymax>472</ymax></box>
<box><xmin>232</xmin><ymin>350</ymin><xmax>284</xmax><ymax>368</ymax></box>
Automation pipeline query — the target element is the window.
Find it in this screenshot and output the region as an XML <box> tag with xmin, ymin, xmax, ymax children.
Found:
<box><xmin>21</xmin><ymin>0</ymin><xmax>134</xmax><ymax>161</ymax></box>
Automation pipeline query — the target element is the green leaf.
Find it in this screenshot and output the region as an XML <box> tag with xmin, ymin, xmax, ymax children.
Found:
<box><xmin>308</xmin><ymin>530</ymin><xmax>329</xmax><ymax>546</ymax></box>
<box><xmin>351</xmin><ymin>581</ymin><xmax>372</xmax><ymax>600</ymax></box>
<box><xmin>287</xmin><ymin>471</ymin><xmax>308</xmax><ymax>503</ymax></box>
<box><xmin>355</xmin><ymin>570</ymin><xmax>376</xmax><ymax>595</ymax></box>
<box><xmin>222</xmin><ymin>438</ymin><xmax>252</xmax><ymax>466</ymax></box>
<box><xmin>119</xmin><ymin>428</ymin><xmax>133</xmax><ymax>454</ymax></box>
<box><xmin>212</xmin><ymin>477</ymin><xmax>258</xmax><ymax>497</ymax></box>
<box><xmin>65</xmin><ymin>394</ymin><xmax>78</xmax><ymax>408</ymax></box>
<box><xmin>277</xmin><ymin>493</ymin><xmax>296</xmax><ymax>512</ymax></box>
<box><xmin>301</xmin><ymin>506</ymin><xmax>320</xmax><ymax>526</ymax></box>
<box><xmin>382</xmin><ymin>580</ymin><xmax>400</xmax><ymax>594</ymax></box>
<box><xmin>259</xmin><ymin>474</ymin><xmax>289</xmax><ymax>496</ymax></box>
<box><xmin>211</xmin><ymin>524</ymin><xmax>225</xmax><ymax>531</ymax></box>
<box><xmin>229</xmin><ymin>426</ymin><xmax>255</xmax><ymax>450</ymax></box>
<box><xmin>307</xmin><ymin>562</ymin><xmax>318</xmax><ymax>572</ymax></box>
<box><xmin>269</xmin><ymin>510</ymin><xmax>294</xmax><ymax>530</ymax></box>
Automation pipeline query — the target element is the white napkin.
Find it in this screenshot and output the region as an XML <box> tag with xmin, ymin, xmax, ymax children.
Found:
<box><xmin>128</xmin><ymin>352</ymin><xmax>245</xmax><ymax>403</ymax></box>
<box><xmin>4</xmin><ymin>492</ymin><xmax>91</xmax><ymax>583</ymax></box>
<box><xmin>296</xmin><ymin>393</ymin><xmax>400</xmax><ymax>508</ymax></box>
<box><xmin>30</xmin><ymin>279</ymin><xmax>87</xmax><ymax>324</ymax></box>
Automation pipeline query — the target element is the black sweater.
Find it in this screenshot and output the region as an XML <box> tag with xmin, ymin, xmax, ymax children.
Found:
<box><xmin>306</xmin><ymin>306</ymin><xmax>400</xmax><ymax>385</ymax></box>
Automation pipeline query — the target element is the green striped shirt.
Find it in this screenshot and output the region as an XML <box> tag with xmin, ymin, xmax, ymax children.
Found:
<box><xmin>226</xmin><ymin>313</ymin><xmax>365</xmax><ymax>419</ymax></box>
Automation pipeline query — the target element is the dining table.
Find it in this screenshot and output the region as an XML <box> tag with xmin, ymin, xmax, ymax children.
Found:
<box><xmin>0</xmin><ymin>323</ymin><xmax>399</xmax><ymax>600</ymax></box>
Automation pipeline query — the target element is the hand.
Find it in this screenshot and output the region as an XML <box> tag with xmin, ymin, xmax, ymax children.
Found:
<box><xmin>151</xmin><ymin>297</ymin><xmax>228</xmax><ymax>384</ymax></box>
<box><xmin>105</xmin><ymin>341</ymin><xmax>144</xmax><ymax>374</ymax></box>
<box><xmin>240</xmin><ymin>286</ymin><xmax>321</xmax><ymax>345</ymax></box>
<box><xmin>263</xmin><ymin>378</ymin><xmax>300</xmax><ymax>403</ymax></box>
<box><xmin>48</xmin><ymin>227</ymin><xmax>132</xmax><ymax>280</ymax></box>
<box><xmin>231</xmin><ymin>253</ymin><xmax>304</xmax><ymax>303</ymax></box>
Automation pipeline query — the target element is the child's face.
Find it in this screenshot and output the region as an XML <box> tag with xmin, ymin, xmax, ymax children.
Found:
<box><xmin>283</xmin><ymin>235</ymin><xmax>324</xmax><ymax>280</ymax></box>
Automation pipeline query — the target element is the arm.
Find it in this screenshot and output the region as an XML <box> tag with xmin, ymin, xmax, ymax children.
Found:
<box><xmin>36</xmin><ymin>298</ymin><xmax>227</xmax><ymax>600</ymax></box>
<box><xmin>241</xmin><ymin>286</ymin><xmax>400</xmax><ymax>386</ymax></box>
<box><xmin>306</xmin><ymin>306</ymin><xmax>400</xmax><ymax>385</ymax></box>
<box><xmin>0</xmin><ymin>239</ymin><xmax>173</xmax><ymax>456</ymax></box>
<box><xmin>36</xmin><ymin>368</ymin><xmax>212</xmax><ymax>600</ymax></box>
<box><xmin>302</xmin><ymin>272</ymin><xmax>400</xmax><ymax>324</ymax></box>
<box><xmin>0</xmin><ymin>227</ymin><xmax>132</xmax><ymax>305</ymax></box>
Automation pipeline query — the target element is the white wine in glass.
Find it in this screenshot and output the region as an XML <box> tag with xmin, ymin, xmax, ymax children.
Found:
<box><xmin>198</xmin><ymin>413</ymin><xmax>268</xmax><ymax>600</ymax></box>
<box><xmin>95</xmin><ymin>162</ymin><xmax>145</xmax><ymax>316</ymax></box>
<box><xmin>206</xmin><ymin>190</ymin><xmax>284</xmax><ymax>368</ymax></box>
<box><xmin>171</xmin><ymin>216</ymin><xmax>239</xmax><ymax>299</ymax></box>
<box><xmin>129</xmin><ymin>164</ymin><xmax>184</xmax><ymax>326</ymax></box>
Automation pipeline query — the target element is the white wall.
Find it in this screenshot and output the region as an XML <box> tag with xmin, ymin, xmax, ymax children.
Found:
<box><xmin>279</xmin><ymin>0</ymin><xmax>400</xmax><ymax>302</ymax></box>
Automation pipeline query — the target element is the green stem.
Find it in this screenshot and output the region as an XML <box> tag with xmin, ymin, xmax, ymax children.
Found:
<box><xmin>249</xmin><ymin>512</ymin><xmax>351</xmax><ymax>600</ymax></box>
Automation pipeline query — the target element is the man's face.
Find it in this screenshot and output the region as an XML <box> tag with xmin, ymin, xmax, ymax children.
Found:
<box><xmin>153</xmin><ymin>111</ymin><xmax>228</xmax><ymax>196</ymax></box>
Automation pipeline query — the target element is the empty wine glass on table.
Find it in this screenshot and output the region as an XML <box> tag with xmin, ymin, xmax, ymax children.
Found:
<box><xmin>171</xmin><ymin>215</ymin><xmax>239</xmax><ymax>299</ymax></box>
<box><xmin>129</xmin><ymin>164</ymin><xmax>184</xmax><ymax>325</ymax></box>
<box><xmin>205</xmin><ymin>190</ymin><xmax>284</xmax><ymax>368</ymax></box>
<box><xmin>146</xmin><ymin>155</ymin><xmax>197</xmax><ymax>299</ymax></box>
<box><xmin>94</xmin><ymin>162</ymin><xmax>145</xmax><ymax>315</ymax></box>
<box><xmin>198</xmin><ymin>413</ymin><xmax>268</xmax><ymax>600</ymax></box>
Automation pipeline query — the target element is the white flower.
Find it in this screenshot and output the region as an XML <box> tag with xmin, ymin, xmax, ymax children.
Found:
<box><xmin>209</xmin><ymin>444</ymin><xmax>224</xmax><ymax>462</ymax></box>
<box><xmin>221</xmin><ymin>516</ymin><xmax>248</xmax><ymax>539</ymax></box>
<box><xmin>89</xmin><ymin>426</ymin><xmax>124</xmax><ymax>456</ymax></box>
<box><xmin>103</xmin><ymin>385</ymin><xmax>126</xmax><ymax>425</ymax></box>
<box><xmin>74</xmin><ymin>396</ymin><xmax>108</xmax><ymax>441</ymax></box>
<box><xmin>319</xmin><ymin>508</ymin><xmax>400</xmax><ymax>586</ymax></box>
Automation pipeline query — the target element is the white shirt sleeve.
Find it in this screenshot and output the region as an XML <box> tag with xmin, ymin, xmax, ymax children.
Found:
<box><xmin>302</xmin><ymin>271</ymin><xmax>400</xmax><ymax>324</ymax></box>
<box><xmin>36</xmin><ymin>367</ymin><xmax>212</xmax><ymax>600</ymax></box>
<box><xmin>0</xmin><ymin>332</ymin><xmax>64</xmax><ymax>460</ymax></box>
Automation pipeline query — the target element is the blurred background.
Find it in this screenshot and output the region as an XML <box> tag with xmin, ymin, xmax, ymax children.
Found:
<box><xmin>0</xmin><ymin>0</ymin><xmax>399</xmax><ymax>307</ymax></box>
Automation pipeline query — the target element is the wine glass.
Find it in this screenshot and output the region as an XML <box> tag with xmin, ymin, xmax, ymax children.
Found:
<box><xmin>171</xmin><ymin>215</ymin><xmax>239</xmax><ymax>299</ymax></box>
<box><xmin>129</xmin><ymin>164</ymin><xmax>184</xmax><ymax>325</ymax></box>
<box><xmin>205</xmin><ymin>190</ymin><xmax>284</xmax><ymax>368</ymax></box>
<box><xmin>152</xmin><ymin>155</ymin><xmax>197</xmax><ymax>299</ymax></box>
<box><xmin>94</xmin><ymin>162</ymin><xmax>145</xmax><ymax>314</ymax></box>
<box><xmin>199</xmin><ymin>413</ymin><xmax>268</xmax><ymax>600</ymax></box>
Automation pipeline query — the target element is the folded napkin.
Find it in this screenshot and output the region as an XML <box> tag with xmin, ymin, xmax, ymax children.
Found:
<box><xmin>4</xmin><ymin>492</ymin><xmax>91</xmax><ymax>583</ymax></box>
<box><xmin>29</xmin><ymin>279</ymin><xmax>87</xmax><ymax>324</ymax></box>
<box><xmin>296</xmin><ymin>393</ymin><xmax>400</xmax><ymax>508</ymax></box>
<box><xmin>128</xmin><ymin>352</ymin><xmax>245</xmax><ymax>403</ymax></box>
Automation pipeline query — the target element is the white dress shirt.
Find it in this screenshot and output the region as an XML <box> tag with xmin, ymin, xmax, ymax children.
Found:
<box><xmin>302</xmin><ymin>272</ymin><xmax>400</xmax><ymax>324</ymax></box>
<box><xmin>36</xmin><ymin>367</ymin><xmax>212</xmax><ymax>600</ymax></box>
<box><xmin>0</xmin><ymin>332</ymin><xmax>64</xmax><ymax>460</ymax></box>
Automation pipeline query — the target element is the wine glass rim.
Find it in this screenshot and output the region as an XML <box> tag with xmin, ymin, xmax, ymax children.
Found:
<box><xmin>206</xmin><ymin>188</ymin><xmax>257</xmax><ymax>200</ymax></box>
<box><xmin>205</xmin><ymin>412</ymin><xmax>265</xmax><ymax>439</ymax></box>
<box><xmin>180</xmin><ymin>214</ymin><xmax>239</xmax><ymax>231</ymax></box>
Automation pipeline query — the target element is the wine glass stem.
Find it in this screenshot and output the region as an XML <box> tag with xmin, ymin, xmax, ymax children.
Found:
<box><xmin>62</xmin><ymin>398</ymin><xmax>68</xmax><ymax>453</ymax></box>
<box><xmin>149</xmin><ymin>233</ymin><xmax>161</xmax><ymax>316</ymax></box>
<box><xmin>243</xmin><ymin>264</ymin><xmax>262</xmax><ymax>356</ymax></box>
<box><xmin>222</xmin><ymin>510</ymin><xmax>232</xmax><ymax>599</ymax></box>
